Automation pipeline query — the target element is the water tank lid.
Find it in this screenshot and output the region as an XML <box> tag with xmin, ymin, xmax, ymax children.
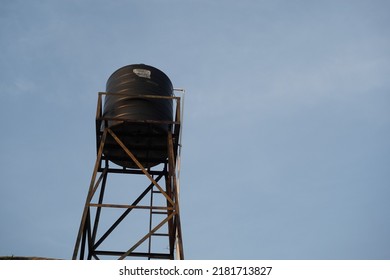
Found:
<box><xmin>107</xmin><ymin>63</ymin><xmax>172</xmax><ymax>83</ymax></box>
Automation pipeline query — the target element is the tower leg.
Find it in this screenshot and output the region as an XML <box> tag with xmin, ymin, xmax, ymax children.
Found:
<box><xmin>72</xmin><ymin>130</ymin><xmax>108</xmax><ymax>260</ymax></box>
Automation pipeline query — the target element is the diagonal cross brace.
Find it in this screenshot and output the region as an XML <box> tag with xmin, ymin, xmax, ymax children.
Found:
<box><xmin>107</xmin><ymin>128</ymin><xmax>175</xmax><ymax>206</ymax></box>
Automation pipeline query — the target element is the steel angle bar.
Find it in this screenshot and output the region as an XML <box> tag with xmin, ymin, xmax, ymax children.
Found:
<box><xmin>100</xmin><ymin>117</ymin><xmax>179</xmax><ymax>125</ymax></box>
<box><xmin>79</xmin><ymin>211</ymin><xmax>88</xmax><ymax>259</ymax></box>
<box><xmin>94</xmin><ymin>251</ymin><xmax>171</xmax><ymax>259</ymax></box>
<box><xmin>96</xmin><ymin>93</ymin><xmax>103</xmax><ymax>119</ymax></box>
<box><xmin>98</xmin><ymin>167</ymin><xmax>165</xmax><ymax>176</ymax></box>
<box><xmin>167</xmin><ymin>131</ymin><xmax>184</xmax><ymax>260</ymax></box>
<box><xmin>167</xmin><ymin>131</ymin><xmax>178</xmax><ymax>202</ymax></box>
<box><xmin>95</xmin><ymin>94</ymin><xmax>103</xmax><ymax>154</ymax></box>
<box><xmin>166</xmin><ymin>131</ymin><xmax>180</xmax><ymax>257</ymax></box>
<box><xmin>91</xmin><ymin>168</ymin><xmax>109</xmax><ymax>246</ymax></box>
<box><xmin>164</xmin><ymin>174</ymin><xmax>175</xmax><ymax>255</ymax></box>
<box><xmin>98</xmin><ymin>92</ymin><xmax>180</xmax><ymax>100</ymax></box>
<box><xmin>89</xmin><ymin>203</ymin><xmax>173</xmax><ymax>210</ymax></box>
<box><xmin>86</xmin><ymin>211</ymin><xmax>94</xmax><ymax>260</ymax></box>
<box><xmin>90</xmin><ymin>167</ymin><xmax>108</xmax><ymax>202</ymax></box>
<box><xmin>173</xmin><ymin>97</ymin><xmax>181</xmax><ymax>137</ymax></box>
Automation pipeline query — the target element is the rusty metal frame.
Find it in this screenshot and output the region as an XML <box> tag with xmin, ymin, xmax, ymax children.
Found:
<box><xmin>72</xmin><ymin>92</ymin><xmax>184</xmax><ymax>260</ymax></box>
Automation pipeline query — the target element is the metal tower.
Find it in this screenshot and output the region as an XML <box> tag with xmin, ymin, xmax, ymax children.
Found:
<box><xmin>72</xmin><ymin>90</ymin><xmax>184</xmax><ymax>260</ymax></box>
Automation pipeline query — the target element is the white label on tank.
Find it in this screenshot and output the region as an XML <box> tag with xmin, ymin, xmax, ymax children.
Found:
<box><xmin>133</xmin><ymin>69</ymin><xmax>151</xmax><ymax>79</ymax></box>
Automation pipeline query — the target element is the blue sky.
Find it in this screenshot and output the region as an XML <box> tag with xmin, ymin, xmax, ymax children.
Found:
<box><xmin>0</xmin><ymin>0</ymin><xmax>389</xmax><ymax>259</ymax></box>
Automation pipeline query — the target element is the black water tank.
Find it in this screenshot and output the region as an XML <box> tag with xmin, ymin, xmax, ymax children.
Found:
<box><xmin>102</xmin><ymin>64</ymin><xmax>174</xmax><ymax>168</ymax></box>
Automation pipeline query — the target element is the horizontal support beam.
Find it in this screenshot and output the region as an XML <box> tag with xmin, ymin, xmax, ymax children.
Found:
<box><xmin>97</xmin><ymin>130</ymin><xmax>180</xmax><ymax>140</ymax></box>
<box><xmin>102</xmin><ymin>144</ymin><xmax>168</xmax><ymax>151</ymax></box>
<box><xmin>98</xmin><ymin>167</ymin><xmax>166</xmax><ymax>176</ymax></box>
<box><xmin>94</xmin><ymin>250</ymin><xmax>172</xmax><ymax>259</ymax></box>
<box><xmin>101</xmin><ymin>155</ymin><xmax>168</xmax><ymax>164</ymax></box>
<box><xmin>98</xmin><ymin>92</ymin><xmax>181</xmax><ymax>101</ymax></box>
<box><xmin>98</xmin><ymin>117</ymin><xmax>180</xmax><ymax>125</ymax></box>
<box><xmin>89</xmin><ymin>203</ymin><xmax>174</xmax><ymax>210</ymax></box>
<box><xmin>152</xmin><ymin>233</ymin><xmax>170</xmax><ymax>237</ymax></box>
